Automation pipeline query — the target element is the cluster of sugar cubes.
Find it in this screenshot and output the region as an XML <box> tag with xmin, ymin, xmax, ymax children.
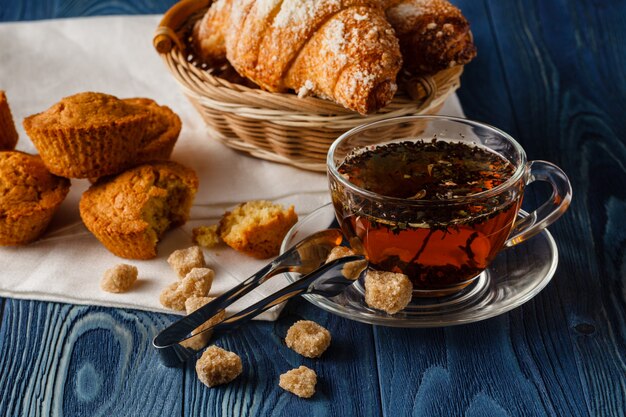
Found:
<box><xmin>277</xmin><ymin>319</ymin><xmax>334</xmax><ymax>398</ymax></box>
<box><xmin>173</xmin><ymin>242</ymin><xmax>413</xmax><ymax>395</ymax></box>
<box><xmin>160</xmin><ymin>246</ymin><xmax>215</xmax><ymax>310</ymax></box>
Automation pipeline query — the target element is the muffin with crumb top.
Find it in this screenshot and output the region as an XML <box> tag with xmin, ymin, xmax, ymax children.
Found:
<box><xmin>123</xmin><ymin>97</ymin><xmax>182</xmax><ymax>163</ymax></box>
<box><xmin>79</xmin><ymin>161</ymin><xmax>198</xmax><ymax>259</ymax></box>
<box><xmin>0</xmin><ymin>91</ymin><xmax>18</xmax><ymax>151</ymax></box>
<box><xmin>23</xmin><ymin>92</ymin><xmax>149</xmax><ymax>178</ymax></box>
<box><xmin>0</xmin><ymin>151</ymin><xmax>70</xmax><ymax>245</ymax></box>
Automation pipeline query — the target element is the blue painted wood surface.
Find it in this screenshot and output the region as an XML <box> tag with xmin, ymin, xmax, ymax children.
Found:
<box><xmin>1</xmin><ymin>1</ymin><xmax>625</xmax><ymax>416</ymax></box>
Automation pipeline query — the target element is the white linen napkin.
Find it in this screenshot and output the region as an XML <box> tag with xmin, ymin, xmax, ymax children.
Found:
<box><xmin>0</xmin><ymin>15</ymin><xmax>465</xmax><ymax>320</ymax></box>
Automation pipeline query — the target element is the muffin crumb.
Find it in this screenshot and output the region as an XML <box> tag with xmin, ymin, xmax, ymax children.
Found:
<box><xmin>100</xmin><ymin>264</ymin><xmax>138</xmax><ymax>293</ymax></box>
<box><xmin>285</xmin><ymin>320</ymin><xmax>331</xmax><ymax>358</ymax></box>
<box><xmin>193</xmin><ymin>225</ymin><xmax>221</xmax><ymax>248</ymax></box>
<box><xmin>279</xmin><ymin>366</ymin><xmax>317</xmax><ymax>398</ymax></box>
<box><xmin>196</xmin><ymin>346</ymin><xmax>242</xmax><ymax>387</ymax></box>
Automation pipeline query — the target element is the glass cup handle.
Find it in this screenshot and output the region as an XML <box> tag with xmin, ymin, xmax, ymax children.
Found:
<box><xmin>505</xmin><ymin>160</ymin><xmax>572</xmax><ymax>247</ymax></box>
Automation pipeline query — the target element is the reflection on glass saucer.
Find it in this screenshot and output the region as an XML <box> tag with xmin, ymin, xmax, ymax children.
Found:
<box><xmin>280</xmin><ymin>204</ymin><xmax>558</xmax><ymax>328</ymax></box>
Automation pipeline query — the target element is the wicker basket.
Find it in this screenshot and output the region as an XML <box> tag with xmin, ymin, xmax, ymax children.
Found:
<box><xmin>153</xmin><ymin>0</ymin><xmax>463</xmax><ymax>171</ymax></box>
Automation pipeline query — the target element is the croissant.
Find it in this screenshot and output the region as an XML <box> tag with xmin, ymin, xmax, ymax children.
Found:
<box><xmin>193</xmin><ymin>0</ymin><xmax>402</xmax><ymax>114</ymax></box>
<box><xmin>384</xmin><ymin>0</ymin><xmax>476</xmax><ymax>75</ymax></box>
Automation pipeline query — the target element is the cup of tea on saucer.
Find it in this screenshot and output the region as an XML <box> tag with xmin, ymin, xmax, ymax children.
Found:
<box><xmin>327</xmin><ymin>115</ymin><xmax>572</xmax><ymax>297</ymax></box>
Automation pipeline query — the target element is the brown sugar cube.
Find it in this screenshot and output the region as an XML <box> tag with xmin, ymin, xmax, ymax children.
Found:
<box><xmin>181</xmin><ymin>296</ymin><xmax>226</xmax><ymax>350</ymax></box>
<box><xmin>159</xmin><ymin>267</ymin><xmax>214</xmax><ymax>310</ymax></box>
<box><xmin>325</xmin><ymin>246</ymin><xmax>355</xmax><ymax>263</ymax></box>
<box><xmin>0</xmin><ymin>91</ymin><xmax>18</xmax><ymax>150</ymax></box>
<box><xmin>192</xmin><ymin>225</ymin><xmax>221</xmax><ymax>248</ymax></box>
<box><xmin>219</xmin><ymin>200</ymin><xmax>298</xmax><ymax>259</ymax></box>
<box><xmin>279</xmin><ymin>366</ymin><xmax>317</xmax><ymax>398</ymax></box>
<box><xmin>185</xmin><ymin>296</ymin><xmax>226</xmax><ymax>336</ymax></box>
<box><xmin>100</xmin><ymin>264</ymin><xmax>138</xmax><ymax>293</ymax></box>
<box><xmin>325</xmin><ymin>246</ymin><xmax>366</xmax><ymax>280</ymax></box>
<box><xmin>186</xmin><ymin>267</ymin><xmax>214</xmax><ymax>291</ymax></box>
<box><xmin>285</xmin><ymin>320</ymin><xmax>331</xmax><ymax>358</ymax></box>
<box><xmin>195</xmin><ymin>345</ymin><xmax>242</xmax><ymax>387</ymax></box>
<box><xmin>364</xmin><ymin>270</ymin><xmax>413</xmax><ymax>314</ymax></box>
<box><xmin>168</xmin><ymin>246</ymin><xmax>206</xmax><ymax>278</ymax></box>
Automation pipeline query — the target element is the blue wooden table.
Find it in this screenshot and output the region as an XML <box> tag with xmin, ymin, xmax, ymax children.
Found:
<box><xmin>1</xmin><ymin>1</ymin><xmax>625</xmax><ymax>416</ymax></box>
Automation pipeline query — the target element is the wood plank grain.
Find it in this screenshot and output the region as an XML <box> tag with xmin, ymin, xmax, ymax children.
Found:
<box><xmin>0</xmin><ymin>299</ymin><xmax>183</xmax><ymax>417</ymax></box>
<box><xmin>1</xmin><ymin>2</ymin><xmax>624</xmax><ymax>417</ymax></box>
<box><xmin>0</xmin><ymin>0</ymin><xmax>178</xmax><ymax>21</ymax></box>
<box><xmin>375</xmin><ymin>318</ymin><xmax>564</xmax><ymax>417</ymax></box>
<box><xmin>183</xmin><ymin>297</ymin><xmax>383</xmax><ymax>417</ymax></box>
<box><xmin>481</xmin><ymin>1</ymin><xmax>626</xmax><ymax>416</ymax></box>
<box><xmin>453</xmin><ymin>0</ymin><xmax>519</xmax><ymax>136</ymax></box>
<box><xmin>374</xmin><ymin>0</ymin><xmax>626</xmax><ymax>416</ymax></box>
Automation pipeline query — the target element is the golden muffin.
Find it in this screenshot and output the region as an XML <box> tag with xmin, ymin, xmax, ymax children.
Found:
<box><xmin>123</xmin><ymin>98</ymin><xmax>182</xmax><ymax>163</ymax></box>
<box><xmin>219</xmin><ymin>200</ymin><xmax>298</xmax><ymax>259</ymax></box>
<box><xmin>0</xmin><ymin>91</ymin><xmax>18</xmax><ymax>151</ymax></box>
<box><xmin>0</xmin><ymin>151</ymin><xmax>70</xmax><ymax>245</ymax></box>
<box><xmin>79</xmin><ymin>161</ymin><xmax>198</xmax><ymax>259</ymax></box>
<box><xmin>23</xmin><ymin>92</ymin><xmax>149</xmax><ymax>178</ymax></box>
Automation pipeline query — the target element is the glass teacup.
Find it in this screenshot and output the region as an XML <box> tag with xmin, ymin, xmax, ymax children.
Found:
<box><xmin>327</xmin><ymin>116</ymin><xmax>572</xmax><ymax>297</ymax></box>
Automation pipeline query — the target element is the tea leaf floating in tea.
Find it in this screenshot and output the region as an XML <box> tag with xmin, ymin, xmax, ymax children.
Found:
<box><xmin>339</xmin><ymin>140</ymin><xmax>514</xmax><ymax>200</ymax></box>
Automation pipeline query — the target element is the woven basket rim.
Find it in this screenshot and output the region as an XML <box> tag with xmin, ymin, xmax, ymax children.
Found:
<box><xmin>154</xmin><ymin>0</ymin><xmax>463</xmax><ymax>116</ymax></box>
<box><xmin>152</xmin><ymin>0</ymin><xmax>464</xmax><ymax>171</ymax></box>
<box><xmin>165</xmin><ymin>45</ymin><xmax>462</xmax><ymax>115</ymax></box>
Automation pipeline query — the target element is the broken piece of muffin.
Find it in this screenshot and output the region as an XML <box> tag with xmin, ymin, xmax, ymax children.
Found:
<box><xmin>79</xmin><ymin>161</ymin><xmax>198</xmax><ymax>259</ymax></box>
<box><xmin>219</xmin><ymin>200</ymin><xmax>298</xmax><ymax>259</ymax></box>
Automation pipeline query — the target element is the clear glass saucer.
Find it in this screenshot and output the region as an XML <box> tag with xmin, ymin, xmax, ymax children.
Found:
<box><xmin>281</xmin><ymin>204</ymin><xmax>559</xmax><ymax>328</ymax></box>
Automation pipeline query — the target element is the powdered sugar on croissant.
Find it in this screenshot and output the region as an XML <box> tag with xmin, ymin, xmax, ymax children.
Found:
<box><xmin>196</xmin><ymin>0</ymin><xmax>402</xmax><ymax>114</ymax></box>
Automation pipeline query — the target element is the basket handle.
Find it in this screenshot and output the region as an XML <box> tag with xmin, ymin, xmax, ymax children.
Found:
<box><xmin>402</xmin><ymin>74</ymin><xmax>437</xmax><ymax>110</ymax></box>
<box><xmin>153</xmin><ymin>0</ymin><xmax>210</xmax><ymax>54</ymax></box>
